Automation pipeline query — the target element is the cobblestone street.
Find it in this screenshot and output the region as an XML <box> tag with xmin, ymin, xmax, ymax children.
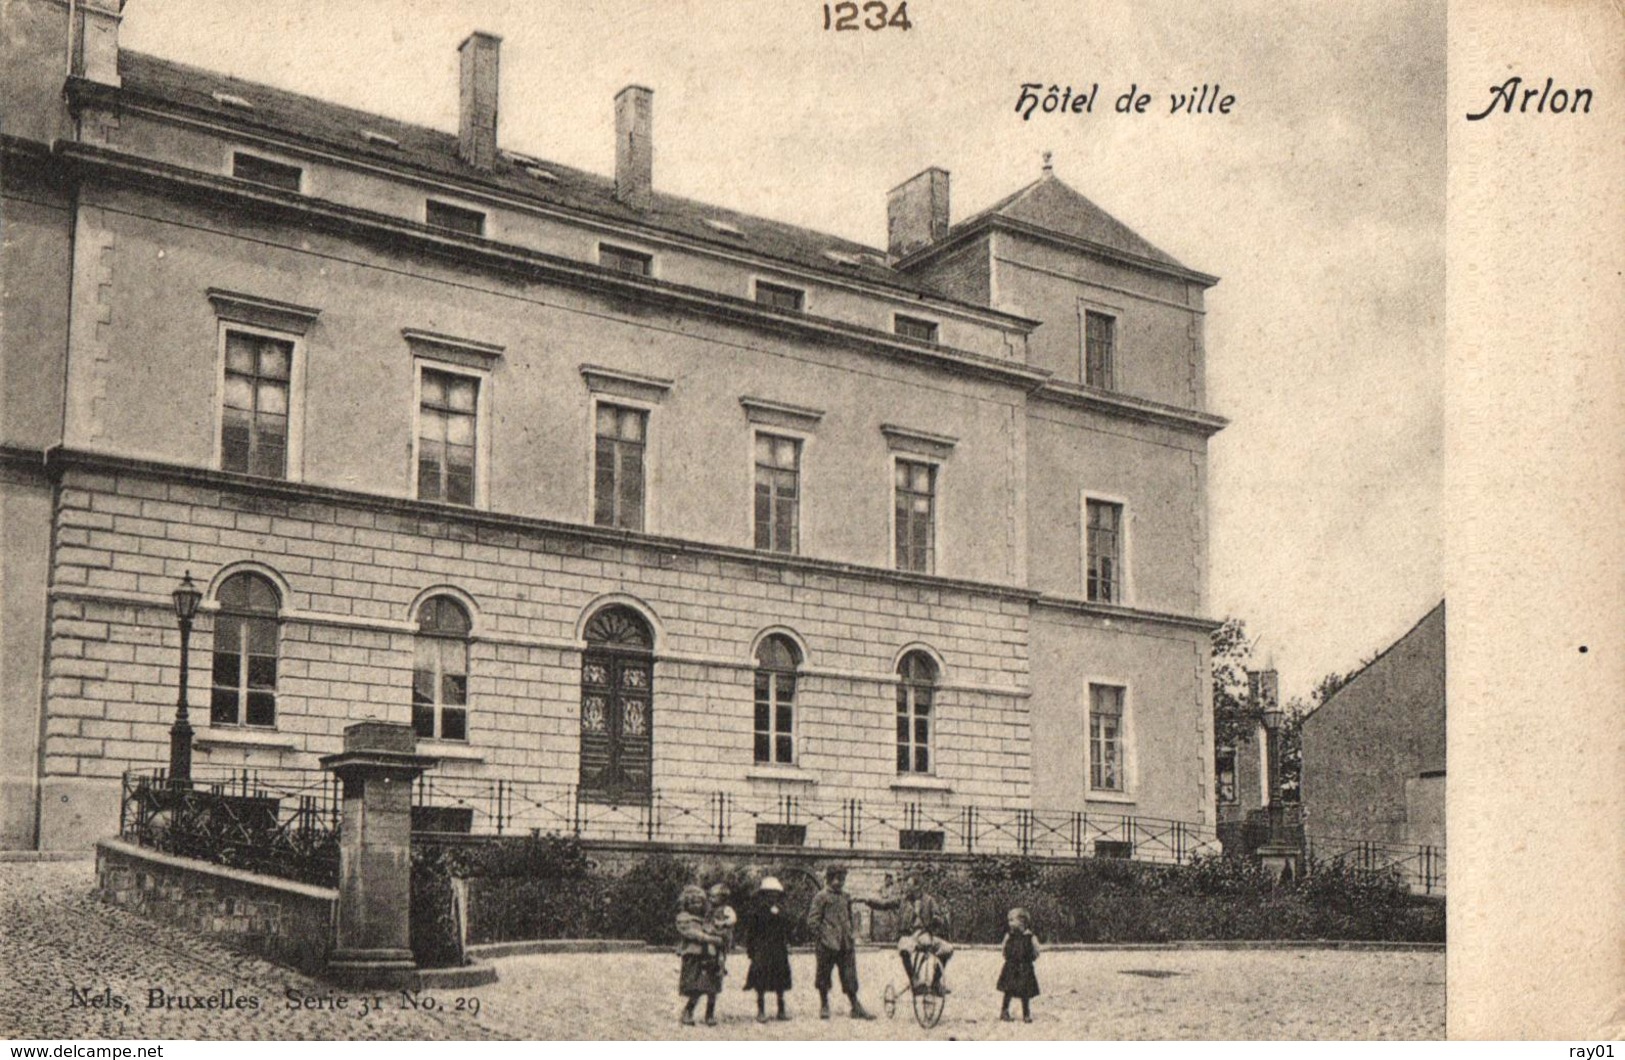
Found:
<box><xmin>2</xmin><ymin>861</ymin><xmax>1444</xmax><ymax>1040</ymax></box>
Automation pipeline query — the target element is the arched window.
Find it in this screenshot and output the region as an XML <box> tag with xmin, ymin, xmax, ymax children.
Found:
<box><xmin>754</xmin><ymin>634</ymin><xmax>801</xmax><ymax>765</ymax></box>
<box><xmin>579</xmin><ymin>605</ymin><xmax>655</xmax><ymax>804</ymax></box>
<box><xmin>210</xmin><ymin>572</ymin><xmax>280</xmax><ymax>727</ymax></box>
<box><xmin>896</xmin><ymin>650</ymin><xmax>938</xmax><ymax>774</ymax></box>
<box><xmin>413</xmin><ymin>596</ymin><xmax>471</xmax><ymax>741</ymax></box>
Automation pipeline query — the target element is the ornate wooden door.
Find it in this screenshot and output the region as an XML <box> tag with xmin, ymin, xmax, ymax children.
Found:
<box><xmin>578</xmin><ymin>607</ymin><xmax>653</xmax><ymax>805</ymax></box>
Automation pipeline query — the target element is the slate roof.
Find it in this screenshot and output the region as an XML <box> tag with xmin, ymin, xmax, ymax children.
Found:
<box><xmin>113</xmin><ymin>51</ymin><xmax>942</xmax><ymax>299</ymax></box>
<box><xmin>109</xmin><ymin>51</ymin><xmax>1201</xmax><ymax>301</ymax></box>
<box><xmin>952</xmin><ymin>173</ymin><xmax>1199</xmax><ymax>277</ymax></box>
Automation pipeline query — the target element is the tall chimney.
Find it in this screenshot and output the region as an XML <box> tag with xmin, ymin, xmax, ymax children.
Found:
<box><xmin>457</xmin><ymin>32</ymin><xmax>501</xmax><ymax>170</ymax></box>
<box><xmin>614</xmin><ymin>85</ymin><xmax>654</xmax><ymax>210</ymax></box>
<box><xmin>887</xmin><ymin>167</ymin><xmax>950</xmax><ymax>259</ymax></box>
<box><xmin>71</xmin><ymin>0</ymin><xmax>126</xmax><ymax>87</ymax></box>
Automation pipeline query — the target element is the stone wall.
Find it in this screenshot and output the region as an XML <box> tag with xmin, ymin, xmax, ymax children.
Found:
<box><xmin>44</xmin><ymin>459</ymin><xmax>1033</xmax><ymax>843</ymax></box>
<box><xmin>96</xmin><ymin>838</ymin><xmax>336</xmax><ymax>973</ymax></box>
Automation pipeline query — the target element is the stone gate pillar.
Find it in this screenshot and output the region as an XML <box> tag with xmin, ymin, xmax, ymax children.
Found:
<box><xmin>320</xmin><ymin>721</ymin><xmax>438</xmax><ymax>988</ymax></box>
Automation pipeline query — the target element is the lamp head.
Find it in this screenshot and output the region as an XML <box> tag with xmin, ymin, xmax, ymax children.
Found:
<box><xmin>172</xmin><ymin>571</ymin><xmax>203</xmax><ymax>623</ymax></box>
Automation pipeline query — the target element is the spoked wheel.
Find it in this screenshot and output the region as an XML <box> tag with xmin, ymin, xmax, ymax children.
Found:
<box><xmin>882</xmin><ymin>982</ymin><xmax>899</xmax><ymax>1019</ymax></box>
<box><xmin>911</xmin><ymin>953</ymin><xmax>946</xmax><ymax>1029</ymax></box>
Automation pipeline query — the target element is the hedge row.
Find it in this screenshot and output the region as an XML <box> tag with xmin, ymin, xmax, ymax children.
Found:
<box><xmin>408</xmin><ymin>837</ymin><xmax>1443</xmax><ymax>966</ymax></box>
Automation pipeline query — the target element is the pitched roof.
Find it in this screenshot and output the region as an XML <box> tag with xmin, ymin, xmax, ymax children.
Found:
<box><xmin>112</xmin><ymin>52</ymin><xmax>944</xmax><ymax>299</ymax></box>
<box><xmin>953</xmin><ymin>173</ymin><xmax>1193</xmax><ymax>274</ymax></box>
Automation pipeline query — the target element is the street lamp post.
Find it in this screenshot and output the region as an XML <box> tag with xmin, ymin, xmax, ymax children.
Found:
<box><xmin>169</xmin><ymin>571</ymin><xmax>203</xmax><ymax>784</ymax></box>
<box><xmin>1250</xmin><ymin>667</ymin><xmax>1301</xmax><ymax>882</ymax></box>
<box><xmin>1260</xmin><ymin>700</ymin><xmax>1285</xmax><ymax>835</ymax></box>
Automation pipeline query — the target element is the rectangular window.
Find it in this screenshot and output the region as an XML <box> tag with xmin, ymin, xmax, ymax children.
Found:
<box><xmin>894</xmin><ymin>459</ymin><xmax>936</xmax><ymax>573</ymax></box>
<box><xmin>753</xmin><ymin>433</ymin><xmax>801</xmax><ymax>554</ymax></box>
<box><xmin>1084</xmin><ymin>310</ymin><xmax>1116</xmax><ymax>389</ymax></box>
<box><xmin>1216</xmin><ymin>747</ymin><xmax>1238</xmax><ymax>804</ymax></box>
<box><xmin>1090</xmin><ymin>684</ymin><xmax>1125</xmax><ymax>792</ymax></box>
<box><xmin>600</xmin><ymin>244</ymin><xmax>653</xmax><ymax>276</ymax></box>
<box><xmin>753</xmin><ymin>669</ymin><xmax>796</xmax><ymax>764</ymax></box>
<box><xmin>221</xmin><ymin>330</ymin><xmax>293</xmax><ymax>478</ymax></box>
<box><xmin>426</xmin><ymin>200</ymin><xmax>487</xmax><ymax>236</ymax></box>
<box><xmin>1086</xmin><ymin>498</ymin><xmax>1123</xmax><ymax>603</ymax></box>
<box><xmin>231</xmin><ymin>152</ymin><xmax>302</xmax><ymax>192</ymax></box>
<box><xmin>755</xmin><ymin>281</ymin><xmax>806</xmax><ymax>311</ymax></box>
<box><xmin>895</xmin><ymin>315</ymin><xmax>939</xmax><ymax>343</ymax></box>
<box><xmin>594</xmin><ymin>404</ymin><xmax>648</xmax><ymax>530</ymax></box>
<box><xmin>417</xmin><ymin>368</ymin><xmax>480</xmax><ymax>506</ymax></box>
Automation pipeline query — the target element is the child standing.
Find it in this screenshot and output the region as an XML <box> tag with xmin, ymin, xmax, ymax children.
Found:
<box><xmin>705</xmin><ymin>882</ymin><xmax>738</xmax><ymax>981</ymax></box>
<box><xmin>676</xmin><ymin>884</ymin><xmax>725</xmax><ymax>1026</ymax></box>
<box><xmin>742</xmin><ymin>876</ymin><xmax>793</xmax><ymax>1022</ymax></box>
<box><xmin>996</xmin><ymin>907</ymin><xmax>1041</xmax><ymax>1023</ymax></box>
<box><xmin>805</xmin><ymin>865</ymin><xmax>875</xmax><ymax>1019</ymax></box>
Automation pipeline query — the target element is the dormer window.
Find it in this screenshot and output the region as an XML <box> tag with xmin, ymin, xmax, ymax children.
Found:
<box><xmin>231</xmin><ymin>152</ymin><xmax>302</xmax><ymax>193</ymax></box>
<box><xmin>600</xmin><ymin>244</ymin><xmax>653</xmax><ymax>276</ymax></box>
<box><xmin>755</xmin><ymin>281</ymin><xmax>805</xmax><ymax>312</ymax></box>
<box><xmin>426</xmin><ymin>200</ymin><xmax>487</xmax><ymax>237</ymax></box>
<box><xmin>895</xmin><ymin>315</ymin><xmax>939</xmax><ymax>343</ymax></box>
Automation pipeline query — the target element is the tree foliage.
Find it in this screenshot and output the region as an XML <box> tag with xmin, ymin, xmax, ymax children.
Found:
<box><xmin>1210</xmin><ymin>617</ymin><xmax>1256</xmax><ymax>748</ymax></box>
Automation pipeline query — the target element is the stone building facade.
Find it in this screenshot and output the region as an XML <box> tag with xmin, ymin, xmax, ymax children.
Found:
<box><xmin>2</xmin><ymin>1</ymin><xmax>1226</xmax><ymax>850</ymax></box>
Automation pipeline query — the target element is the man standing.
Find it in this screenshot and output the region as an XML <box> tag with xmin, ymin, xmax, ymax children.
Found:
<box><xmin>805</xmin><ymin>865</ymin><xmax>875</xmax><ymax>1019</ymax></box>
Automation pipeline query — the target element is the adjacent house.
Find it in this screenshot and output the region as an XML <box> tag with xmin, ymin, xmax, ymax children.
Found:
<box><xmin>1299</xmin><ymin>602</ymin><xmax>1446</xmax><ymax>848</ymax></box>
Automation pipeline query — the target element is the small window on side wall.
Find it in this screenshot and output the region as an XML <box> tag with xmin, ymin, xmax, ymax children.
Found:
<box><xmin>600</xmin><ymin>244</ymin><xmax>653</xmax><ymax>277</ymax></box>
<box><xmin>1089</xmin><ymin>683</ymin><xmax>1126</xmax><ymax>792</ymax></box>
<box><xmin>1084</xmin><ymin>310</ymin><xmax>1116</xmax><ymax>390</ymax></box>
<box><xmin>755</xmin><ymin>281</ymin><xmax>805</xmax><ymax>311</ymax></box>
<box><xmin>1085</xmin><ymin>498</ymin><xmax>1124</xmax><ymax>604</ymax></box>
<box><xmin>1216</xmin><ymin>747</ymin><xmax>1238</xmax><ymax>804</ymax></box>
<box><xmin>894</xmin><ymin>315</ymin><xmax>938</xmax><ymax>343</ymax></box>
<box><xmin>232</xmin><ymin>152</ymin><xmax>302</xmax><ymax>193</ymax></box>
<box><xmin>426</xmin><ymin>200</ymin><xmax>487</xmax><ymax>236</ymax></box>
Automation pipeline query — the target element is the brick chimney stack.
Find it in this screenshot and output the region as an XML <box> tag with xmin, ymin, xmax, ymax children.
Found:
<box><xmin>614</xmin><ymin>85</ymin><xmax>654</xmax><ymax>210</ymax></box>
<box><xmin>71</xmin><ymin>0</ymin><xmax>126</xmax><ymax>87</ymax></box>
<box><xmin>1247</xmin><ymin>669</ymin><xmax>1280</xmax><ymax>712</ymax></box>
<box><xmin>887</xmin><ymin>167</ymin><xmax>950</xmax><ymax>259</ymax></box>
<box><xmin>457</xmin><ymin>31</ymin><xmax>501</xmax><ymax>170</ymax></box>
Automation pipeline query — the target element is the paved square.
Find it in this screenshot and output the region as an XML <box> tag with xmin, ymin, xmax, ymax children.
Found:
<box><xmin>1</xmin><ymin>861</ymin><xmax>1443</xmax><ymax>1040</ymax></box>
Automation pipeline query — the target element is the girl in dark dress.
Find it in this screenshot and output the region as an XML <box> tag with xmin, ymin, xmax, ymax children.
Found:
<box><xmin>997</xmin><ymin>907</ymin><xmax>1041</xmax><ymax>1022</ymax></box>
<box><xmin>742</xmin><ymin>876</ymin><xmax>794</xmax><ymax>1022</ymax></box>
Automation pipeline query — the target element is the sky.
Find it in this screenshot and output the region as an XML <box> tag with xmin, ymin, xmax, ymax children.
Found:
<box><xmin>118</xmin><ymin>0</ymin><xmax>1446</xmax><ymax>701</ymax></box>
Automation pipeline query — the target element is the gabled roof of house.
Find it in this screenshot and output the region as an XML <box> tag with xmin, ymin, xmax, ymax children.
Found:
<box><xmin>956</xmin><ymin>172</ymin><xmax>1191</xmax><ymax>272</ymax></box>
<box><xmin>110</xmin><ymin>51</ymin><xmax>956</xmax><ymax>301</ymax></box>
<box><xmin>1303</xmin><ymin>599</ymin><xmax>1447</xmax><ymax>722</ymax></box>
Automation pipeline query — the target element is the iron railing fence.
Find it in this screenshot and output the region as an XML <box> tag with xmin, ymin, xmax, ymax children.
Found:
<box><xmin>1303</xmin><ymin>832</ymin><xmax>1447</xmax><ymax>896</ymax></box>
<box><xmin>118</xmin><ymin>768</ymin><xmax>1446</xmax><ymax>892</ymax></box>
<box><xmin>409</xmin><ymin>773</ymin><xmax>1224</xmax><ymax>866</ymax></box>
<box><xmin>119</xmin><ymin>767</ymin><xmax>341</xmax><ymax>887</ymax></box>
